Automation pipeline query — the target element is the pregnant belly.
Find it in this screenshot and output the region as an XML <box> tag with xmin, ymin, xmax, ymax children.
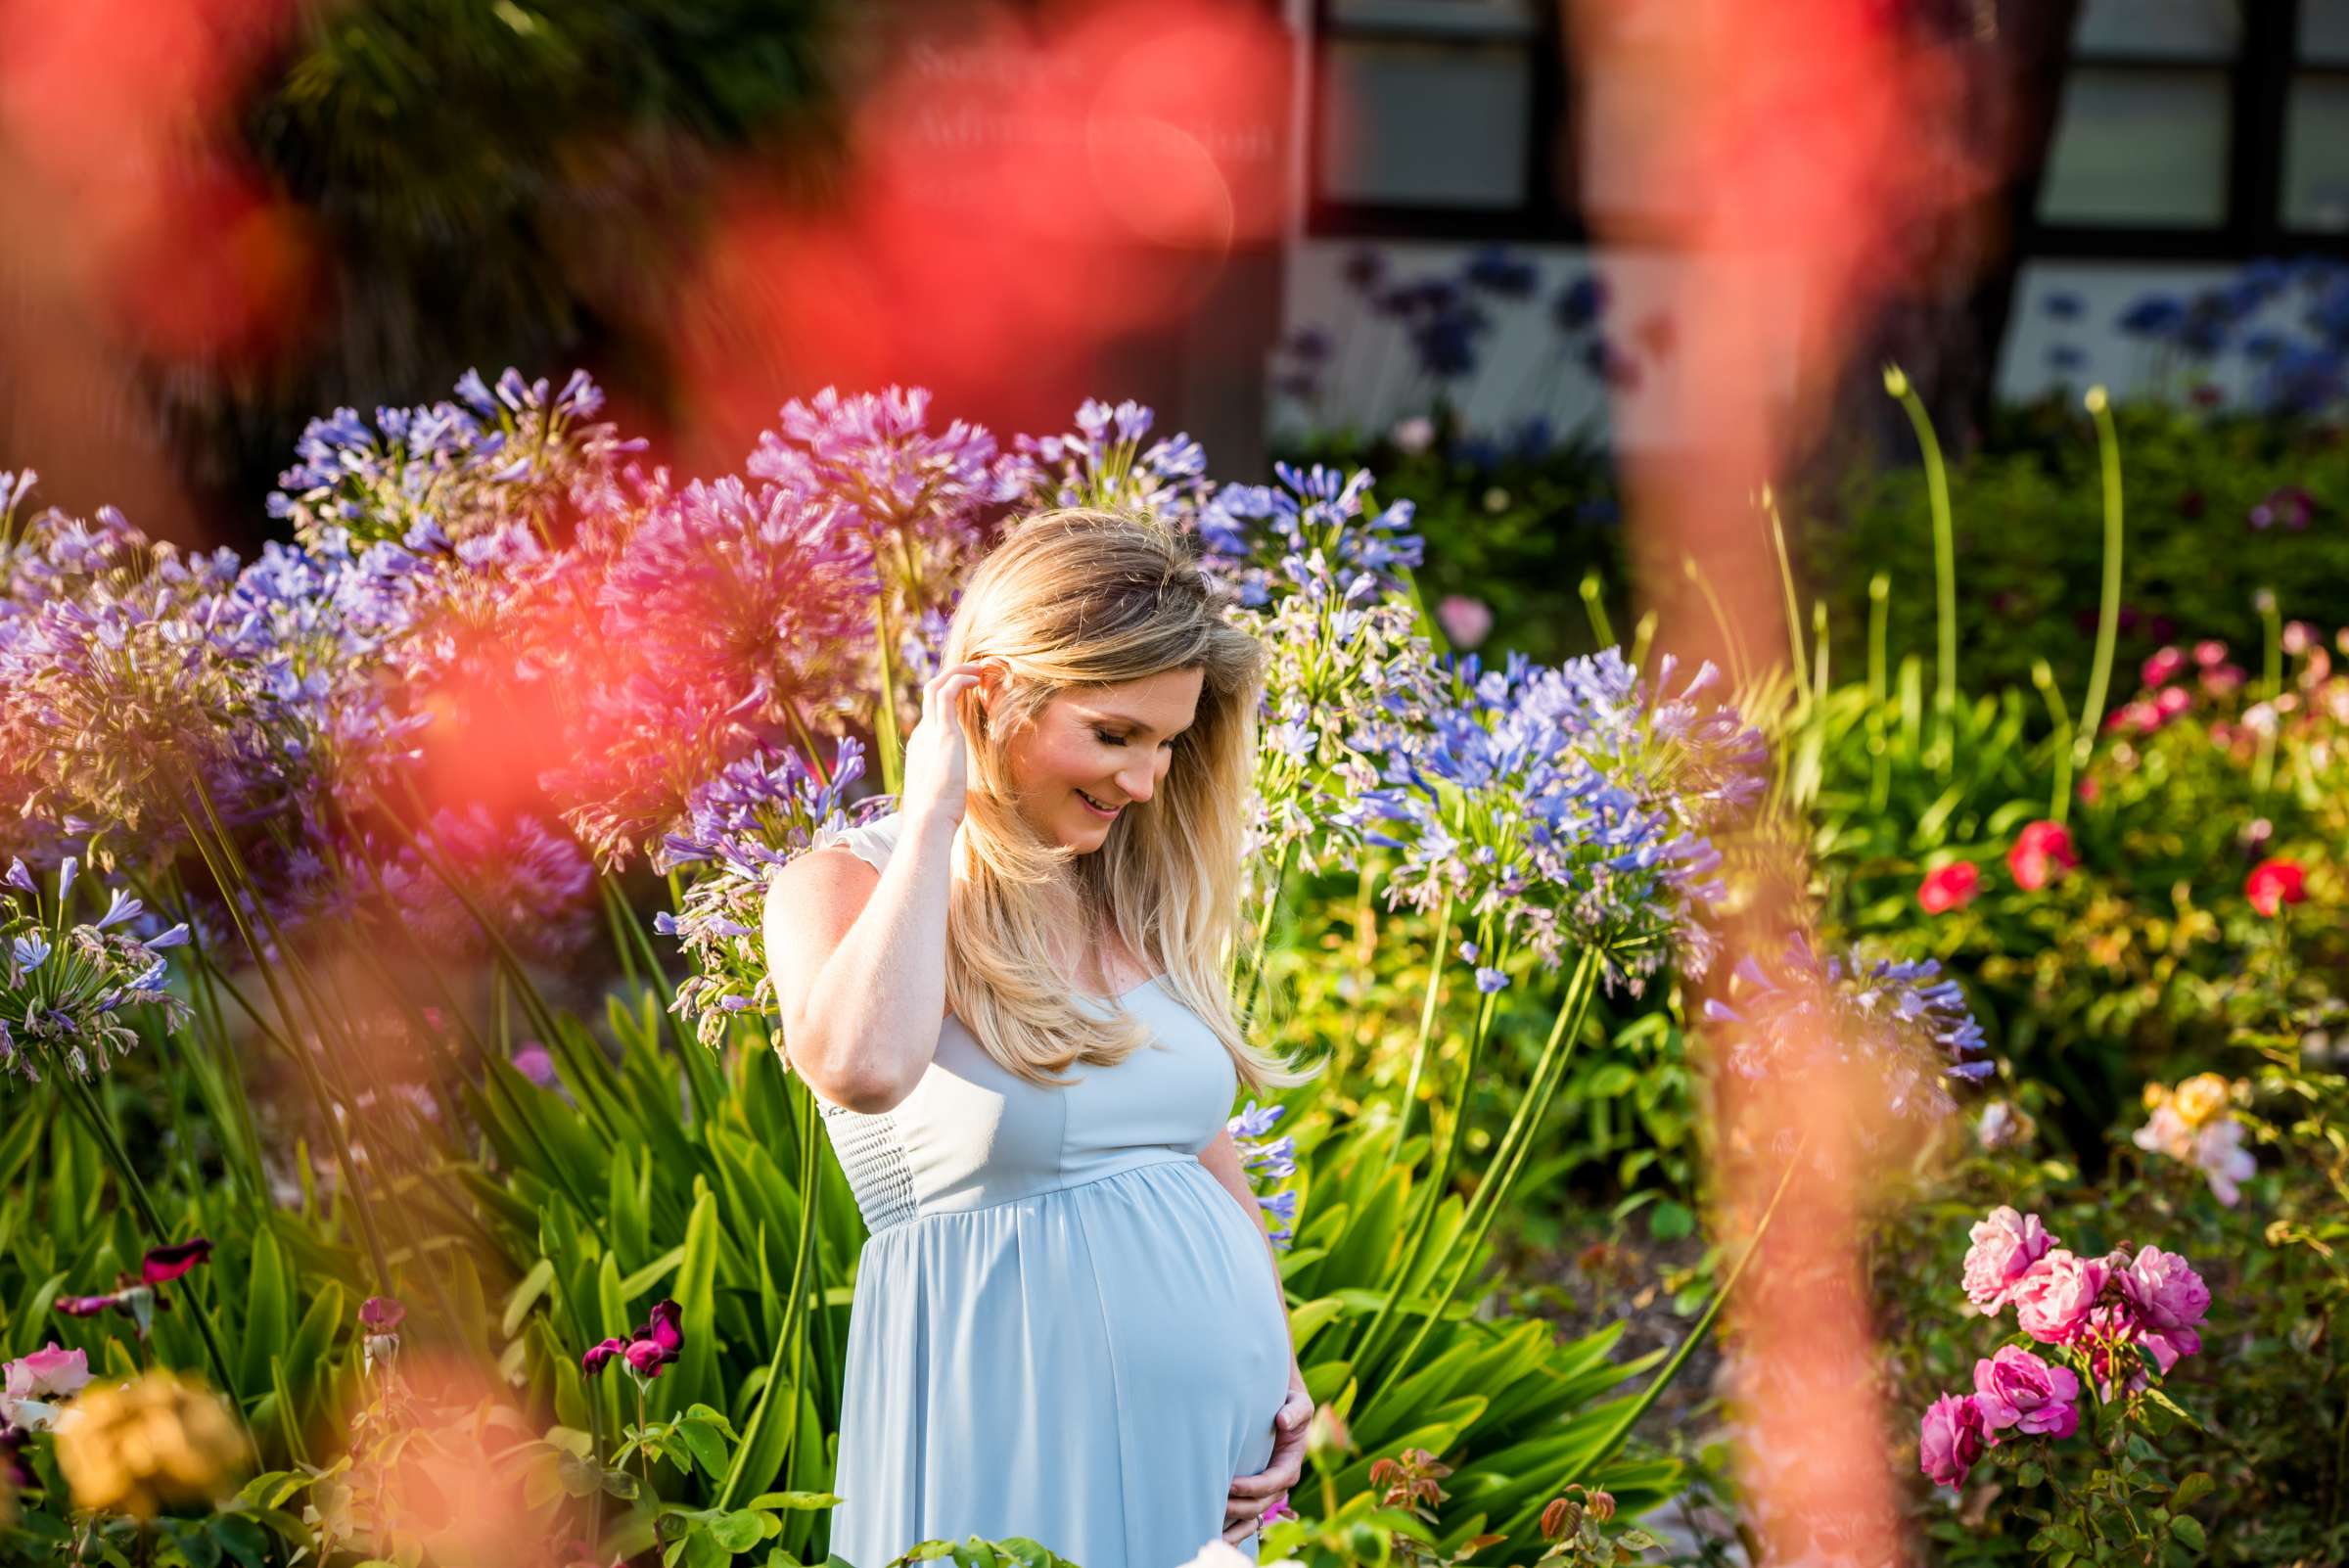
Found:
<box><xmin>1076</xmin><ymin>1161</ymin><xmax>1294</xmax><ymax>1474</ymax></box>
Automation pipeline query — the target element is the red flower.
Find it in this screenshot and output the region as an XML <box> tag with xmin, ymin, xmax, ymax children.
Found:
<box><xmin>2007</xmin><ymin>821</ymin><xmax>2080</xmax><ymax>892</ymax></box>
<box><xmin>580</xmin><ymin>1337</ymin><xmax>628</xmax><ymax>1378</ymax></box>
<box><xmin>2245</xmin><ymin>858</ymin><xmax>2307</xmax><ymax>917</ymax></box>
<box><xmin>358</xmin><ymin>1296</ymin><xmax>406</xmax><ymax>1333</ymax></box>
<box><xmin>141</xmin><ymin>1238</ymin><xmax>212</xmax><ymax>1286</ymax></box>
<box><xmin>2141</xmin><ymin>646</ymin><xmax>2186</xmax><ymax>687</ymax></box>
<box><xmin>54</xmin><ymin>1294</ymin><xmax>121</xmax><ymax>1317</ymax></box>
<box><xmin>1918</xmin><ymin>861</ymin><xmax>1982</xmax><ymax>914</ymax></box>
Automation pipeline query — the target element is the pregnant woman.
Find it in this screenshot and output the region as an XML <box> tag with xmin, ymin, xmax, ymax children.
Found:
<box><xmin>761</xmin><ymin>509</ymin><xmax>1321</xmax><ymax>1567</ymax></box>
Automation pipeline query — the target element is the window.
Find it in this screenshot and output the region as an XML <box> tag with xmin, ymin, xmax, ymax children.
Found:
<box><xmin>1307</xmin><ymin>0</ymin><xmax>1574</xmax><ymax>238</ymax></box>
<box><xmin>2034</xmin><ymin>0</ymin><xmax>2349</xmax><ymax>256</ymax></box>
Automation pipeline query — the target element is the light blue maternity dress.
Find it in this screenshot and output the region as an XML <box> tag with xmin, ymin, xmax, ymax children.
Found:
<box><xmin>804</xmin><ymin>811</ymin><xmax>1293</xmax><ymax>1568</ymax></box>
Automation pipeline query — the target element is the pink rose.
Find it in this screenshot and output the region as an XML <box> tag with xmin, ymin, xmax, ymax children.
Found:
<box><xmin>3</xmin><ymin>1342</ymin><xmax>89</xmax><ymax>1402</ymax></box>
<box><xmin>2009</xmin><ymin>1249</ymin><xmax>2108</xmax><ymax>1346</ymax></box>
<box><xmin>2119</xmin><ymin>1247</ymin><xmax>2209</xmax><ymax>1374</ymax></box>
<box><xmin>2192</xmin><ymin>639</ymin><xmax>2228</xmax><ymax>669</ymax></box>
<box><xmin>1971</xmin><ymin>1346</ymin><xmax>2081</xmax><ymax>1440</ymax></box>
<box><xmin>1918</xmin><ymin>1393</ymin><xmax>1990</xmax><ymax>1489</ymax></box>
<box><xmin>2142</xmin><ymin>646</ymin><xmax>2186</xmax><ymax>687</ymax></box>
<box><xmin>2154</xmin><ymin>684</ymin><xmax>2192</xmax><ymax>718</ymax></box>
<box><xmin>1961</xmin><ymin>1207</ymin><xmax>2054</xmax><ymax>1314</ymax></box>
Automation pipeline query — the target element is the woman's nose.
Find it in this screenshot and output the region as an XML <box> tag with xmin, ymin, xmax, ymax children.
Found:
<box><xmin>1116</xmin><ymin>761</ymin><xmax>1157</xmax><ymax>802</ymax></box>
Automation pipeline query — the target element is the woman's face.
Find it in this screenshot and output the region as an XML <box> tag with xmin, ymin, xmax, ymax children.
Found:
<box><xmin>990</xmin><ymin>666</ymin><xmax>1205</xmax><ymax>849</ymax></box>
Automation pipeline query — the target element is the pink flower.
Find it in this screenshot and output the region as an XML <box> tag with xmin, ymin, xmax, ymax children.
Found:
<box><xmin>1918</xmin><ymin>861</ymin><xmax>1981</xmax><ymax>915</ymax></box>
<box><xmin>3</xmin><ymin>1342</ymin><xmax>90</xmax><ymax>1403</ymax></box>
<box><xmin>2200</xmin><ymin>663</ymin><xmax>2245</xmax><ymax>697</ymax></box>
<box><xmin>2190</xmin><ymin>1118</ymin><xmax>2256</xmax><ymax>1207</ymax></box>
<box><xmin>1971</xmin><ymin>1346</ymin><xmax>2080</xmax><ymax>1440</ymax></box>
<box><xmin>580</xmin><ymin>1337</ymin><xmax>628</xmax><ymax>1378</ymax></box>
<box><xmin>2153</xmin><ymin>684</ymin><xmax>2192</xmax><ymax>719</ymax></box>
<box><xmin>2246</xmin><ymin>857</ymin><xmax>2307</xmax><ymax>917</ymax></box>
<box><xmin>2010</xmin><ymin>1250</ymin><xmax>2109</xmax><ymax>1346</ymax></box>
<box><xmin>639</xmin><ymin>1298</ymin><xmax>684</xmax><ymax>1362</ymax></box>
<box><xmin>358</xmin><ymin>1295</ymin><xmax>407</xmax><ymax>1333</ymax></box>
<box><xmin>2142</xmin><ymin>646</ymin><xmax>2187</xmax><ymax>686</ymax></box>
<box><xmin>2085</xmin><ymin>1304</ymin><xmax>2152</xmax><ymax>1400</ymax></box>
<box><xmin>623</xmin><ymin>1337</ymin><xmax>669</xmax><ymax>1378</ymax></box>
<box><xmin>2119</xmin><ymin>1247</ymin><xmax>2209</xmax><ymax>1374</ymax></box>
<box><xmin>53</xmin><ymin>1294</ymin><xmax>121</xmax><ymax>1318</ymax></box>
<box><xmin>2005</xmin><ymin>821</ymin><xmax>2079</xmax><ymax>892</ymax></box>
<box><xmin>1918</xmin><ymin>1393</ymin><xmax>1990</xmax><ymax>1490</ymax></box>
<box><xmin>1962</xmin><ymin>1207</ymin><xmax>2054</xmax><ymax>1314</ymax></box>
<box><xmin>1435</xmin><ymin>595</ymin><xmax>1494</xmax><ymax>651</ymax></box>
<box><xmin>1259</xmin><ymin>1494</ymin><xmax>1296</xmax><ymax>1526</ymax></box>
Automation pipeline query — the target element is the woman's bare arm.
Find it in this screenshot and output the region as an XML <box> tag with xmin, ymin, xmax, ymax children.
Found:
<box><xmin>764</xmin><ymin>807</ymin><xmax>962</xmax><ymax>1114</ymax></box>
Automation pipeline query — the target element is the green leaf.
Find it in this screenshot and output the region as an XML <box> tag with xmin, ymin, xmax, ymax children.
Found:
<box><xmin>745</xmin><ymin>1491</ymin><xmax>843</xmax><ymax>1512</ymax></box>
<box><xmin>2171</xmin><ymin>1471</ymin><xmax>2214</xmax><ymax>1511</ymax></box>
<box><xmin>236</xmin><ymin>1227</ymin><xmax>292</xmax><ymax>1396</ymax></box>
<box><xmin>2168</xmin><ymin>1515</ymin><xmax>2206</xmax><ymax>1551</ymax></box>
<box><xmin>675</xmin><ymin>1415</ymin><xmax>732</xmax><ymax>1480</ymax></box>
<box><xmin>502</xmin><ymin>1258</ymin><xmax>557</xmax><ymax>1339</ymax></box>
<box><xmin>1646</xmin><ymin>1200</ymin><xmax>1695</xmax><ymax>1242</ymax></box>
<box><xmin>709</xmin><ymin>1511</ymin><xmax>766</xmax><ymax>1552</ymax></box>
<box><xmin>619</xmin><ymin>1245</ymin><xmax>687</xmax><ymax>1304</ymax></box>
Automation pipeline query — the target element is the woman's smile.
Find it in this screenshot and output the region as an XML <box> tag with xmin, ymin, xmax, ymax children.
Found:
<box><xmin>1075</xmin><ymin>788</ymin><xmax>1124</xmax><ymax>819</ymax></box>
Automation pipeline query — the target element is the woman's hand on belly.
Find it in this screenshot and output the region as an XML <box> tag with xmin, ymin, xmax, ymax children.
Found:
<box><xmin>1221</xmin><ymin>1385</ymin><xmax>1313</xmax><ymax>1545</ymax></box>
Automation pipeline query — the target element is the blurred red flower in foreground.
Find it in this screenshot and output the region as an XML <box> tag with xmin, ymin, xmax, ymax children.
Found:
<box><xmin>2006</xmin><ymin>821</ymin><xmax>2079</xmax><ymax>892</ymax></box>
<box><xmin>2245</xmin><ymin>858</ymin><xmax>2306</xmax><ymax>917</ymax></box>
<box><xmin>1918</xmin><ymin>861</ymin><xmax>1981</xmax><ymax>915</ymax></box>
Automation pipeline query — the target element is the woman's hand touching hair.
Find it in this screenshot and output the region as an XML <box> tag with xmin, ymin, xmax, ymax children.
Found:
<box><xmin>899</xmin><ymin>661</ymin><xmax>989</xmax><ymax>833</ymax></box>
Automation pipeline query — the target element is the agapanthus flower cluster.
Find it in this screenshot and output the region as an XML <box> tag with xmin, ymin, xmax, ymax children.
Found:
<box><xmin>1016</xmin><ymin>398</ymin><xmax>1209</xmax><ymax>521</ymax></box>
<box><xmin>750</xmin><ymin>386</ymin><xmax>1029</xmax><ymax>548</ymax></box>
<box><xmin>1366</xmin><ymin>650</ymin><xmax>1766</xmax><ymax>993</ymax></box>
<box><xmin>369</xmin><ymin>807</ymin><xmax>595</xmax><ymax>965</ymax></box>
<box><xmin>1246</xmin><ymin>550</ymin><xmax>1446</xmax><ymax>879</ymax></box>
<box><xmin>1227</xmin><ymin>1099</ymin><xmax>1300</xmax><ymax>1247</ymax></box>
<box><xmin>270</xmin><ymin>368</ymin><xmax>640</xmax><ymax>551</ymax></box>
<box><xmin>1700</xmin><ymin>931</ymin><xmax>1991</xmax><ymax>1124</ymax></box>
<box><xmin>1195</xmin><ymin>461</ymin><xmax>1421</xmax><ymax>612</ymax></box>
<box><xmin>2133</xmin><ymin>1073</ymin><xmax>2257</xmax><ymax>1206</ymax></box>
<box><xmin>1</xmin><ymin>858</ymin><xmax>190</xmax><ymax>1086</ymax></box>
<box><xmin>659</xmin><ymin>740</ymin><xmax>879</xmax><ymax>1047</ymax></box>
<box><xmin>1925</xmin><ymin>1206</ymin><xmax>2212</xmax><ymax>1487</ymax></box>
<box><xmin>542</xmin><ymin>476</ymin><xmax>874</xmax><ymax>869</ymax></box>
<box><xmin>0</xmin><ymin>500</ymin><xmax>271</xmax><ymax>858</ymax></box>
<box><xmin>581</xmin><ymin>1298</ymin><xmax>683</xmax><ymax>1383</ymax></box>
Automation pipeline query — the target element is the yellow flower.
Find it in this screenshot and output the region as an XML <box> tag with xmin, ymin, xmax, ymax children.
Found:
<box><xmin>2142</xmin><ymin>1082</ymin><xmax>2171</xmax><ymax>1112</ymax></box>
<box><xmin>2172</xmin><ymin>1073</ymin><xmax>2232</xmax><ymax>1129</ymax></box>
<box><xmin>54</xmin><ymin>1370</ymin><xmax>250</xmax><ymax>1521</ymax></box>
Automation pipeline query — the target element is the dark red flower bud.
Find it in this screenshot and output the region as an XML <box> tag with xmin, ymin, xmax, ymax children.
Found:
<box><xmin>141</xmin><ymin>1238</ymin><xmax>212</xmax><ymax>1285</ymax></box>
<box><xmin>580</xmin><ymin>1337</ymin><xmax>628</xmax><ymax>1377</ymax></box>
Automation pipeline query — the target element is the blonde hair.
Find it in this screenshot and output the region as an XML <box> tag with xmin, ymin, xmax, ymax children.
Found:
<box><xmin>936</xmin><ymin>507</ymin><xmax>1317</xmax><ymax>1097</ymax></box>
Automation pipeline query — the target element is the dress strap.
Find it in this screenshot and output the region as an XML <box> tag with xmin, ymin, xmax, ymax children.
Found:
<box><xmin>811</xmin><ymin>810</ymin><xmax>904</xmax><ymax>876</ymax></box>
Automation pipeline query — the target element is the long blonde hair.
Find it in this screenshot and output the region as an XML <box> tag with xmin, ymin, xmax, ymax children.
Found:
<box><xmin>937</xmin><ymin>507</ymin><xmax>1316</xmax><ymax>1096</ymax></box>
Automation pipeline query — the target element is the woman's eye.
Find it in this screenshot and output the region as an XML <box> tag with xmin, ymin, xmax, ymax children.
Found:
<box><xmin>1093</xmin><ymin>729</ymin><xmax>1126</xmax><ymax>746</ymax></box>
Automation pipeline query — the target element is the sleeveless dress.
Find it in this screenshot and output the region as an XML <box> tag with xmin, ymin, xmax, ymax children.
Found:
<box><xmin>799</xmin><ymin>810</ymin><xmax>1294</xmax><ymax>1568</ymax></box>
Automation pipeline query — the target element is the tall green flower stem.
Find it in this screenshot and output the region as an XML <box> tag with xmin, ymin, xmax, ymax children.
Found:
<box><xmin>56</xmin><ymin>1073</ymin><xmax>257</xmax><ymax>1454</ymax></box>
<box><xmin>2031</xmin><ymin>661</ymin><xmax>2079</xmax><ymax>824</ymax></box>
<box><xmin>2255</xmin><ymin>587</ymin><xmax>2282</xmax><ymax>798</ymax></box>
<box><xmin>1866</xmin><ymin>574</ymin><xmax>1892</xmax><ymax>813</ymax></box>
<box><xmin>714</xmin><ymin>1069</ymin><xmax>824</xmax><ymax>1514</ymax></box>
<box><xmin>1573</xmin><ymin>1130</ymin><xmax>1807</xmax><ymax>1478</ymax></box>
<box><xmin>1232</xmin><ymin>839</ymin><xmax>1299</xmax><ymax>1030</ymax></box>
<box><xmin>172</xmin><ymin>788</ymin><xmax>393</xmax><ymax>1291</ymax></box>
<box><xmin>870</xmin><ymin>591</ymin><xmax>905</xmax><ymax>797</ymax></box>
<box><xmin>1763</xmin><ymin>487</ymin><xmax>1811</xmax><ymax>697</ymax></box>
<box><xmin>1349</xmin><ymin>912</ymin><xmax>1509</xmax><ymax>1376</ymax></box>
<box><xmin>1580</xmin><ymin>570</ymin><xmax>1615</xmax><ymax>649</ymax></box>
<box><xmin>1371</xmin><ymin>946</ymin><xmax>1604</xmax><ymax>1385</ymax></box>
<box><xmin>1885</xmin><ymin>364</ymin><xmax>1957</xmax><ymax>764</ymax></box>
<box><xmin>1384</xmin><ymin>883</ymin><xmax>1458</xmax><ymax>1171</ymax></box>
<box><xmin>2074</xmin><ymin>386</ymin><xmax>2125</xmax><ymax>766</ymax></box>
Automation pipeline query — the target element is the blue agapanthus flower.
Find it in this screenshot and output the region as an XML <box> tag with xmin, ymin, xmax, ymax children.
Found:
<box><xmin>1</xmin><ymin>856</ymin><xmax>191</xmax><ymax>1087</ymax></box>
<box><xmin>1360</xmin><ymin>648</ymin><xmax>1766</xmax><ymax>994</ymax></box>
<box><xmin>1700</xmin><ymin>931</ymin><xmax>1993</xmax><ymax>1124</ymax></box>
